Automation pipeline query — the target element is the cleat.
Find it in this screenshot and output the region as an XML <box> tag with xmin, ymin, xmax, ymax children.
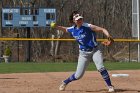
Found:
<box><xmin>108</xmin><ymin>86</ymin><xmax>115</xmax><ymax>92</ymax></box>
<box><xmin>59</xmin><ymin>81</ymin><xmax>67</xmax><ymax>91</ymax></box>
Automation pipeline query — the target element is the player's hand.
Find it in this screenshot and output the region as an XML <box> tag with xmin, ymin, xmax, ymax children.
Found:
<box><xmin>102</xmin><ymin>36</ymin><xmax>114</xmax><ymax>46</ymax></box>
<box><xmin>50</xmin><ymin>22</ymin><xmax>57</xmax><ymax>28</ymax></box>
<box><xmin>102</xmin><ymin>40</ymin><xmax>112</xmax><ymax>46</ymax></box>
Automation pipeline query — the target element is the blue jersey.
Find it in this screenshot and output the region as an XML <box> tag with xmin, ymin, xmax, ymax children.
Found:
<box><xmin>67</xmin><ymin>23</ymin><xmax>98</xmax><ymax>50</ymax></box>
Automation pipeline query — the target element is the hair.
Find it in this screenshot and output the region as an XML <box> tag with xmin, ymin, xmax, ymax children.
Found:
<box><xmin>69</xmin><ymin>11</ymin><xmax>79</xmax><ymax>23</ymax></box>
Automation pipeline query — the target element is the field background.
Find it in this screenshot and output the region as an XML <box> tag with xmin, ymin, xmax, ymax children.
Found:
<box><xmin>0</xmin><ymin>0</ymin><xmax>136</xmax><ymax>63</ymax></box>
<box><xmin>0</xmin><ymin>62</ymin><xmax>139</xmax><ymax>93</ymax></box>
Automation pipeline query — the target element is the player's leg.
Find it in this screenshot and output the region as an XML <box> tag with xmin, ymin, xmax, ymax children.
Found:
<box><xmin>64</xmin><ymin>51</ymin><xmax>91</xmax><ymax>83</ymax></box>
<box><xmin>92</xmin><ymin>49</ymin><xmax>114</xmax><ymax>92</ymax></box>
<box><xmin>59</xmin><ymin>50</ymin><xmax>90</xmax><ymax>91</ymax></box>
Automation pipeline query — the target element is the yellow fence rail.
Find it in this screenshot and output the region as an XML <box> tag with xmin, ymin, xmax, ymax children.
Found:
<box><xmin>0</xmin><ymin>38</ymin><xmax>139</xmax><ymax>42</ymax></box>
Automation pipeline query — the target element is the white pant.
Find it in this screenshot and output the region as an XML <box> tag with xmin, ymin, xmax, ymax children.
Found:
<box><xmin>75</xmin><ymin>49</ymin><xmax>104</xmax><ymax>79</ymax></box>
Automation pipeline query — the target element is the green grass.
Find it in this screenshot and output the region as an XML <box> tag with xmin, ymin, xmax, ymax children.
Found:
<box><xmin>0</xmin><ymin>62</ymin><xmax>139</xmax><ymax>74</ymax></box>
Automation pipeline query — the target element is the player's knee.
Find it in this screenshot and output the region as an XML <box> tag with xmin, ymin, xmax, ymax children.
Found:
<box><xmin>98</xmin><ymin>67</ymin><xmax>106</xmax><ymax>72</ymax></box>
<box><xmin>75</xmin><ymin>73</ymin><xmax>84</xmax><ymax>80</ymax></box>
<box><xmin>75</xmin><ymin>75</ymin><xmax>82</xmax><ymax>80</ymax></box>
<box><xmin>96</xmin><ymin>65</ymin><xmax>104</xmax><ymax>71</ymax></box>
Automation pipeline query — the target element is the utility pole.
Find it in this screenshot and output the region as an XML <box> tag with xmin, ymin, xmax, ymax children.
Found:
<box><xmin>132</xmin><ymin>0</ymin><xmax>139</xmax><ymax>62</ymax></box>
<box><xmin>0</xmin><ymin>0</ymin><xmax>2</xmax><ymax>57</ymax></box>
<box><xmin>0</xmin><ymin>0</ymin><xmax>2</xmax><ymax>36</ymax></box>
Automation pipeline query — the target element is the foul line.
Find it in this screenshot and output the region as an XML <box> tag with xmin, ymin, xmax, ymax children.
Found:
<box><xmin>0</xmin><ymin>38</ymin><xmax>139</xmax><ymax>42</ymax></box>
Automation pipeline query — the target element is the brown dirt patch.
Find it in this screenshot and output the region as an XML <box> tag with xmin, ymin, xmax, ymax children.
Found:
<box><xmin>0</xmin><ymin>70</ymin><xmax>140</xmax><ymax>93</ymax></box>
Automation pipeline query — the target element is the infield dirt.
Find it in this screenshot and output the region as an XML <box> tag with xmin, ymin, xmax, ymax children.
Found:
<box><xmin>0</xmin><ymin>70</ymin><xmax>139</xmax><ymax>93</ymax></box>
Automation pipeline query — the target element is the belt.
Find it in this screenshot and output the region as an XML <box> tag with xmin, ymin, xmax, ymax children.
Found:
<box><xmin>80</xmin><ymin>48</ymin><xmax>93</xmax><ymax>52</ymax></box>
<box><xmin>80</xmin><ymin>46</ymin><xmax>98</xmax><ymax>52</ymax></box>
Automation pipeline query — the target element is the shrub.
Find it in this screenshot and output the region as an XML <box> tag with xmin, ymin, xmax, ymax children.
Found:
<box><xmin>4</xmin><ymin>46</ymin><xmax>12</xmax><ymax>56</ymax></box>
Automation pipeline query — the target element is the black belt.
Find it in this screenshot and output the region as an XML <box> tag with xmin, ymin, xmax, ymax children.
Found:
<box><xmin>80</xmin><ymin>46</ymin><xmax>98</xmax><ymax>52</ymax></box>
<box><xmin>80</xmin><ymin>48</ymin><xmax>93</xmax><ymax>52</ymax></box>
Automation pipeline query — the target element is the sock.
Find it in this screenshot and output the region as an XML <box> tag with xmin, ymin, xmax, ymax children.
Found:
<box><xmin>99</xmin><ymin>68</ymin><xmax>112</xmax><ymax>86</ymax></box>
<box><xmin>63</xmin><ymin>73</ymin><xmax>77</xmax><ymax>84</ymax></box>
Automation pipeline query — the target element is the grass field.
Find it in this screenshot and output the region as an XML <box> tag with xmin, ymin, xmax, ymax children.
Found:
<box><xmin>0</xmin><ymin>62</ymin><xmax>139</xmax><ymax>74</ymax></box>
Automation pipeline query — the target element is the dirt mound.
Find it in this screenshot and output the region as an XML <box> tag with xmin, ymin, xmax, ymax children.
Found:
<box><xmin>0</xmin><ymin>70</ymin><xmax>139</xmax><ymax>93</ymax></box>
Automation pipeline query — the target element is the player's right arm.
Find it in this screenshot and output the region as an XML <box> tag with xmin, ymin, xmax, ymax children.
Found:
<box><xmin>56</xmin><ymin>25</ymin><xmax>67</xmax><ymax>33</ymax></box>
<box><xmin>50</xmin><ymin>22</ymin><xmax>68</xmax><ymax>33</ymax></box>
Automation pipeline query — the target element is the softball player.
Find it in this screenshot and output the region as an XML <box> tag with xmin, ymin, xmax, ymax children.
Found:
<box><xmin>51</xmin><ymin>12</ymin><xmax>115</xmax><ymax>92</ymax></box>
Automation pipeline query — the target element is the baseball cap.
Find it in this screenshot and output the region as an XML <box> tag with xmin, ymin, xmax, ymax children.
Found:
<box><xmin>73</xmin><ymin>14</ymin><xmax>83</xmax><ymax>21</ymax></box>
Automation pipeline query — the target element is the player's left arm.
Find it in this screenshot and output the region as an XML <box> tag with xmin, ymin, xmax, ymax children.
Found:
<box><xmin>89</xmin><ymin>24</ymin><xmax>114</xmax><ymax>46</ymax></box>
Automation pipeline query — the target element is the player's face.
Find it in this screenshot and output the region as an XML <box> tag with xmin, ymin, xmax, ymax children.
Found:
<box><xmin>73</xmin><ymin>14</ymin><xmax>83</xmax><ymax>27</ymax></box>
<box><xmin>74</xmin><ymin>18</ymin><xmax>83</xmax><ymax>26</ymax></box>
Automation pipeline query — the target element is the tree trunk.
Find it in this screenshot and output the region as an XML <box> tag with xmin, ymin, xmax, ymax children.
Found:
<box><xmin>55</xmin><ymin>30</ymin><xmax>63</xmax><ymax>56</ymax></box>
<box><xmin>50</xmin><ymin>34</ymin><xmax>55</xmax><ymax>56</ymax></box>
